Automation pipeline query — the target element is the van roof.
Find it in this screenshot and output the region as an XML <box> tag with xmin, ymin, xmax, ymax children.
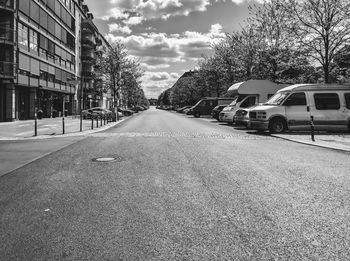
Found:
<box><xmin>278</xmin><ymin>83</ymin><xmax>350</xmax><ymax>92</ymax></box>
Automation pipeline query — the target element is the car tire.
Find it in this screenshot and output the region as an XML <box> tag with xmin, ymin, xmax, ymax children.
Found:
<box><xmin>194</xmin><ymin>112</ymin><xmax>200</xmax><ymax>118</ymax></box>
<box><xmin>269</xmin><ymin>118</ymin><xmax>287</xmax><ymax>133</ymax></box>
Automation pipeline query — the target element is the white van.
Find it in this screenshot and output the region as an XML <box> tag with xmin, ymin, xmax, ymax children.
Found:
<box><xmin>248</xmin><ymin>84</ymin><xmax>350</xmax><ymax>133</ymax></box>
<box><xmin>219</xmin><ymin>80</ymin><xmax>288</xmax><ymax>124</ymax></box>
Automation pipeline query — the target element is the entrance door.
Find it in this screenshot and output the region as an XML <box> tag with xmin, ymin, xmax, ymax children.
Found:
<box><xmin>283</xmin><ymin>92</ymin><xmax>310</xmax><ymax>131</ymax></box>
<box><xmin>18</xmin><ymin>88</ymin><xmax>30</xmax><ymax>120</ymax></box>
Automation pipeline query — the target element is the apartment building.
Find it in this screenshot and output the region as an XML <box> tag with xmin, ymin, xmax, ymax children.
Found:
<box><xmin>0</xmin><ymin>0</ymin><xmax>111</xmax><ymax>122</ymax></box>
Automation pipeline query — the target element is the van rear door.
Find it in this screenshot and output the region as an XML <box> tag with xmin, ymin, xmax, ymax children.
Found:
<box><xmin>283</xmin><ymin>92</ymin><xmax>310</xmax><ymax>130</ymax></box>
<box><xmin>310</xmin><ymin>92</ymin><xmax>348</xmax><ymax>131</ymax></box>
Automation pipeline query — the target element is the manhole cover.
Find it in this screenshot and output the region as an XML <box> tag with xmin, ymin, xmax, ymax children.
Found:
<box><xmin>91</xmin><ymin>156</ymin><xmax>123</xmax><ymax>162</ymax></box>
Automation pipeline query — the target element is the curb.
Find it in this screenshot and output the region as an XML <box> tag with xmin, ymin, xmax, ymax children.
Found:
<box><xmin>271</xmin><ymin>134</ymin><xmax>350</xmax><ymax>153</ymax></box>
<box><xmin>0</xmin><ymin>117</ymin><xmax>128</xmax><ymax>141</ymax></box>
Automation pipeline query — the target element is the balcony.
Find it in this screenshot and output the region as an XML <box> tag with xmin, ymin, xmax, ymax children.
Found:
<box><xmin>82</xmin><ymin>71</ymin><xmax>94</xmax><ymax>79</ymax></box>
<box><xmin>82</xmin><ymin>50</ymin><xmax>95</xmax><ymax>61</ymax></box>
<box><xmin>0</xmin><ymin>0</ymin><xmax>14</xmax><ymax>12</ymax></box>
<box><xmin>81</xmin><ymin>18</ymin><xmax>96</xmax><ymax>33</ymax></box>
<box><xmin>0</xmin><ymin>61</ymin><xmax>14</xmax><ymax>78</ymax></box>
<box><xmin>82</xmin><ymin>34</ymin><xmax>95</xmax><ymax>46</ymax></box>
<box><xmin>0</xmin><ymin>26</ymin><xmax>14</xmax><ymax>44</ymax></box>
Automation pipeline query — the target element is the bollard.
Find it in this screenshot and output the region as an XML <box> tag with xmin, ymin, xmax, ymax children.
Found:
<box><xmin>62</xmin><ymin>117</ymin><xmax>65</xmax><ymax>134</ymax></box>
<box><xmin>104</xmin><ymin>116</ymin><xmax>106</xmax><ymax>125</ymax></box>
<box><xmin>310</xmin><ymin>116</ymin><xmax>315</xmax><ymax>142</ymax></box>
<box><xmin>101</xmin><ymin>116</ymin><xmax>102</xmax><ymax>126</ymax></box>
<box><xmin>96</xmin><ymin>116</ymin><xmax>99</xmax><ymax>128</ymax></box>
<box><xmin>91</xmin><ymin>117</ymin><xmax>94</xmax><ymax>130</ymax></box>
<box><xmin>34</xmin><ymin>117</ymin><xmax>38</xmax><ymax>136</ymax></box>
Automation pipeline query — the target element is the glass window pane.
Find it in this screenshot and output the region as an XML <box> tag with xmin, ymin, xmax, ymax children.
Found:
<box><xmin>345</xmin><ymin>93</ymin><xmax>350</xmax><ymax>109</ymax></box>
<box><xmin>285</xmin><ymin>92</ymin><xmax>307</xmax><ymax>106</ymax></box>
<box><xmin>314</xmin><ymin>93</ymin><xmax>340</xmax><ymax>110</ymax></box>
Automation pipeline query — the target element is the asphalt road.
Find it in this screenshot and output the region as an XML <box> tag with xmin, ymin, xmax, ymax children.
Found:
<box><xmin>1</xmin><ymin>107</ymin><xmax>350</xmax><ymax>260</ymax></box>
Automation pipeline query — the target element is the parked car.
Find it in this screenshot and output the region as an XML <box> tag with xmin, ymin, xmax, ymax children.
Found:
<box><xmin>183</xmin><ymin>107</ymin><xmax>192</xmax><ymax>114</ymax></box>
<box><xmin>211</xmin><ymin>105</ymin><xmax>228</xmax><ymax>121</ymax></box>
<box><xmin>82</xmin><ymin>107</ymin><xmax>112</xmax><ymax>119</ymax></box>
<box><xmin>220</xmin><ymin>80</ymin><xmax>289</xmax><ymax>124</ymax></box>
<box><xmin>248</xmin><ymin>84</ymin><xmax>350</xmax><ymax>133</ymax></box>
<box><xmin>176</xmin><ymin>106</ymin><xmax>192</xmax><ymax>113</ymax></box>
<box><xmin>187</xmin><ymin>97</ymin><xmax>236</xmax><ymax>118</ymax></box>
<box><xmin>234</xmin><ymin>108</ymin><xmax>252</xmax><ymax>126</ymax></box>
<box><xmin>118</xmin><ymin>108</ymin><xmax>134</xmax><ymax>116</ymax></box>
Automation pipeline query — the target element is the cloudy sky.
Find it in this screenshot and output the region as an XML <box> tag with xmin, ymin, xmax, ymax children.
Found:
<box><xmin>84</xmin><ymin>0</ymin><xmax>260</xmax><ymax>98</ymax></box>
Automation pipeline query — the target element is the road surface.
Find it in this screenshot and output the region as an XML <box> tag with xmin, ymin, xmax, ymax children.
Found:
<box><xmin>1</xmin><ymin>107</ymin><xmax>350</xmax><ymax>260</ymax></box>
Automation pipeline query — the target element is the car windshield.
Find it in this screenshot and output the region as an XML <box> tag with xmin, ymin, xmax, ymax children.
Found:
<box><xmin>264</xmin><ymin>92</ymin><xmax>290</xmax><ymax>105</ymax></box>
<box><xmin>228</xmin><ymin>95</ymin><xmax>247</xmax><ymax>106</ymax></box>
<box><xmin>229</xmin><ymin>97</ymin><xmax>238</xmax><ymax>106</ymax></box>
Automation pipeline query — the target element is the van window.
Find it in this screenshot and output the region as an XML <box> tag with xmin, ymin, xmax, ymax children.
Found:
<box><xmin>345</xmin><ymin>93</ymin><xmax>350</xmax><ymax>109</ymax></box>
<box><xmin>314</xmin><ymin>93</ymin><xmax>340</xmax><ymax>110</ymax></box>
<box><xmin>240</xmin><ymin>96</ymin><xmax>256</xmax><ymax>108</ymax></box>
<box><xmin>284</xmin><ymin>92</ymin><xmax>306</xmax><ymax>106</ymax></box>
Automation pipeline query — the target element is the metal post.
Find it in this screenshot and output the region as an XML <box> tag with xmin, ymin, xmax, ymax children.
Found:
<box><xmin>100</xmin><ymin>116</ymin><xmax>102</xmax><ymax>126</ymax></box>
<box><xmin>34</xmin><ymin>97</ymin><xmax>38</xmax><ymax>136</ymax></box>
<box><xmin>80</xmin><ymin>82</ymin><xmax>83</xmax><ymax>132</ymax></box>
<box><xmin>310</xmin><ymin>116</ymin><xmax>315</xmax><ymax>142</ymax></box>
<box><xmin>96</xmin><ymin>116</ymin><xmax>99</xmax><ymax>128</ymax></box>
<box><xmin>34</xmin><ymin>117</ymin><xmax>37</xmax><ymax>136</ymax></box>
<box><xmin>91</xmin><ymin>117</ymin><xmax>93</xmax><ymax>129</ymax></box>
<box><xmin>62</xmin><ymin>95</ymin><xmax>65</xmax><ymax>134</ymax></box>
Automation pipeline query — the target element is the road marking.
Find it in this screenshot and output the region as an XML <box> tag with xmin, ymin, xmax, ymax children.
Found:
<box><xmin>88</xmin><ymin>132</ymin><xmax>278</xmax><ymax>140</ymax></box>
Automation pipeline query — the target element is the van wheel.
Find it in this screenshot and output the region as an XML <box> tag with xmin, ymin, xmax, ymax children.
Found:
<box><xmin>194</xmin><ymin>112</ymin><xmax>200</xmax><ymax>118</ymax></box>
<box><xmin>269</xmin><ymin>118</ymin><xmax>287</xmax><ymax>133</ymax></box>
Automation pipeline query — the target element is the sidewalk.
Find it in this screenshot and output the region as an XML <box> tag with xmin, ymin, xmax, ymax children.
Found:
<box><xmin>272</xmin><ymin>132</ymin><xmax>350</xmax><ymax>152</ymax></box>
<box><xmin>0</xmin><ymin>116</ymin><xmax>123</xmax><ymax>140</ymax></box>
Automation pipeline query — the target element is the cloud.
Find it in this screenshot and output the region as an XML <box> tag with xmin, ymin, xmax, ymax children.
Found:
<box><xmin>140</xmin><ymin>71</ymin><xmax>180</xmax><ymax>98</ymax></box>
<box><xmin>141</xmin><ymin>63</ymin><xmax>171</xmax><ymax>70</ymax></box>
<box><xmin>108</xmin><ymin>24</ymin><xmax>132</xmax><ymax>34</ymax></box>
<box><xmin>123</xmin><ymin>16</ymin><xmax>144</xmax><ymax>25</ymax></box>
<box><xmin>105</xmin><ymin>24</ymin><xmax>225</xmax><ymax>98</ymax></box>
<box><xmin>102</xmin><ymin>8</ymin><xmax>129</xmax><ymax>20</ymax></box>
<box><xmin>104</xmin><ymin>0</ymin><xmax>210</xmax><ymax>21</ymax></box>
<box><xmin>105</xmin><ymin>23</ymin><xmax>225</xmax><ymax>62</ymax></box>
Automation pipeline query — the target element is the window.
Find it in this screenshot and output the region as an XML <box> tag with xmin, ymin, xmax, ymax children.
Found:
<box><xmin>314</xmin><ymin>93</ymin><xmax>340</xmax><ymax>110</ymax></box>
<box><xmin>48</xmin><ymin>40</ymin><xmax>55</xmax><ymax>55</ymax></box>
<box><xmin>30</xmin><ymin>1</ymin><xmax>40</xmax><ymax>25</ymax></box>
<box><xmin>18</xmin><ymin>53</ymin><xmax>30</xmax><ymax>71</ymax></box>
<box><xmin>47</xmin><ymin>16</ymin><xmax>55</xmax><ymax>36</ymax></box>
<box><xmin>40</xmin><ymin>71</ymin><xmax>48</xmax><ymax>81</ymax></box>
<box><xmin>241</xmin><ymin>96</ymin><xmax>256</xmax><ymax>108</ymax></box>
<box><xmin>48</xmin><ymin>73</ymin><xmax>55</xmax><ymax>83</ymax></box>
<box><xmin>55</xmin><ymin>23</ymin><xmax>62</xmax><ymax>42</ymax></box>
<box><xmin>284</xmin><ymin>92</ymin><xmax>307</xmax><ymax>106</ymax></box>
<box><xmin>55</xmin><ymin>1</ymin><xmax>61</xmax><ymax>18</ymax></box>
<box><xmin>345</xmin><ymin>93</ymin><xmax>350</xmax><ymax>109</ymax></box>
<box><xmin>39</xmin><ymin>35</ymin><xmax>48</xmax><ymax>50</ymax></box>
<box><xmin>39</xmin><ymin>8</ymin><xmax>48</xmax><ymax>31</ymax></box>
<box><xmin>30</xmin><ymin>58</ymin><xmax>40</xmax><ymax>76</ymax></box>
<box><xmin>19</xmin><ymin>0</ymin><xmax>30</xmax><ymax>17</ymax></box>
<box><xmin>18</xmin><ymin>23</ymin><xmax>28</xmax><ymax>50</ymax></box>
<box><xmin>29</xmin><ymin>29</ymin><xmax>38</xmax><ymax>53</ymax></box>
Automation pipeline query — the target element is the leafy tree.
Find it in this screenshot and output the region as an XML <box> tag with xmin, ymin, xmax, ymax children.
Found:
<box><xmin>97</xmin><ymin>41</ymin><xmax>145</xmax><ymax>109</ymax></box>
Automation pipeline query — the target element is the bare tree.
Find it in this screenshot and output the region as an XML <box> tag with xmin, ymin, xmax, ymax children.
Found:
<box><xmin>288</xmin><ymin>0</ymin><xmax>350</xmax><ymax>83</ymax></box>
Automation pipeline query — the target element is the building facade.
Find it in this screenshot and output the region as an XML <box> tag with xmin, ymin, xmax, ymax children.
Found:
<box><xmin>0</xmin><ymin>0</ymin><xmax>110</xmax><ymax>122</ymax></box>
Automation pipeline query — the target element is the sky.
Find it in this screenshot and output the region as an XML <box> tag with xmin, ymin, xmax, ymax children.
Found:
<box><xmin>84</xmin><ymin>0</ymin><xmax>262</xmax><ymax>99</ymax></box>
